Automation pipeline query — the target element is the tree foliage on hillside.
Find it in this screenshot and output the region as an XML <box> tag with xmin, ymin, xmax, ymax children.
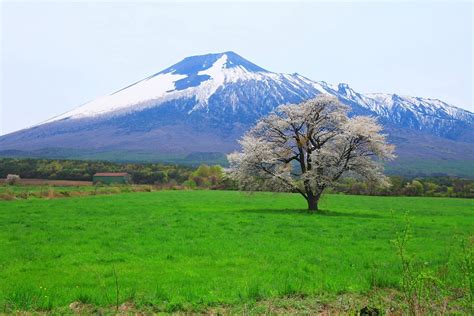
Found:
<box><xmin>333</xmin><ymin>176</ymin><xmax>474</xmax><ymax>198</ymax></box>
<box><xmin>0</xmin><ymin>158</ymin><xmax>191</xmax><ymax>185</ymax></box>
<box><xmin>0</xmin><ymin>158</ymin><xmax>471</xmax><ymax>197</ymax></box>
<box><xmin>184</xmin><ymin>164</ymin><xmax>226</xmax><ymax>189</ymax></box>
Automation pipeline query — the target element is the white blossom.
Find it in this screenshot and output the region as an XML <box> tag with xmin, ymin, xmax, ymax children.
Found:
<box><xmin>227</xmin><ymin>95</ymin><xmax>396</xmax><ymax>211</ymax></box>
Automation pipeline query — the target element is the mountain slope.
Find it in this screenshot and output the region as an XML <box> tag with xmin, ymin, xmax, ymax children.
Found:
<box><xmin>1</xmin><ymin>51</ymin><xmax>473</xmax><ymax>175</ymax></box>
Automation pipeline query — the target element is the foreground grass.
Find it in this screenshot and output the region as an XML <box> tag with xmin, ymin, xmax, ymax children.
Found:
<box><xmin>0</xmin><ymin>191</ymin><xmax>472</xmax><ymax>313</ymax></box>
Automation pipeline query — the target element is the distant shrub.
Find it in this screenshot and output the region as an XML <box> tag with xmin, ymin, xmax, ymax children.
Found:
<box><xmin>171</xmin><ymin>185</ymin><xmax>185</xmax><ymax>190</ymax></box>
<box><xmin>69</xmin><ymin>191</ymin><xmax>87</xmax><ymax>198</ymax></box>
<box><xmin>144</xmin><ymin>185</ymin><xmax>153</xmax><ymax>192</ymax></box>
<box><xmin>111</xmin><ymin>186</ymin><xmax>122</xmax><ymax>194</ymax></box>
<box><xmin>16</xmin><ymin>191</ymin><xmax>30</xmax><ymax>199</ymax></box>
<box><xmin>183</xmin><ymin>180</ymin><xmax>197</xmax><ymax>189</ymax></box>
<box><xmin>120</xmin><ymin>185</ymin><xmax>132</xmax><ymax>193</ymax></box>
<box><xmin>152</xmin><ymin>184</ymin><xmax>163</xmax><ymax>191</ymax></box>
<box><xmin>188</xmin><ymin>164</ymin><xmax>224</xmax><ymax>189</ymax></box>
<box><xmin>98</xmin><ymin>186</ymin><xmax>121</xmax><ymax>194</ymax></box>
<box><xmin>0</xmin><ymin>192</ymin><xmax>16</xmax><ymax>200</ymax></box>
<box><xmin>60</xmin><ymin>191</ymin><xmax>71</xmax><ymax>197</ymax></box>
<box><xmin>404</xmin><ymin>180</ymin><xmax>424</xmax><ymax>196</ymax></box>
<box><xmin>47</xmin><ymin>188</ymin><xmax>55</xmax><ymax>199</ymax></box>
<box><xmin>6</xmin><ymin>174</ymin><xmax>20</xmax><ymax>185</ymax></box>
<box><xmin>131</xmin><ymin>185</ymin><xmax>153</xmax><ymax>192</ymax></box>
<box><xmin>131</xmin><ymin>186</ymin><xmax>144</xmax><ymax>192</ymax></box>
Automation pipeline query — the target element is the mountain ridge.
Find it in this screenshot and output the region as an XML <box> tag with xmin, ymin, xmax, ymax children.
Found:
<box><xmin>1</xmin><ymin>51</ymin><xmax>472</xmax><ymax>176</ymax></box>
<box><xmin>17</xmin><ymin>51</ymin><xmax>473</xmax><ymax>135</ymax></box>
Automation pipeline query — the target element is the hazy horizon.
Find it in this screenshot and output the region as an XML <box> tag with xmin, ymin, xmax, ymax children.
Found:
<box><xmin>1</xmin><ymin>1</ymin><xmax>472</xmax><ymax>135</ymax></box>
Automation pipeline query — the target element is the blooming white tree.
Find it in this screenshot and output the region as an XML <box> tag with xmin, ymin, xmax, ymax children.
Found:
<box><xmin>227</xmin><ymin>95</ymin><xmax>396</xmax><ymax>211</ymax></box>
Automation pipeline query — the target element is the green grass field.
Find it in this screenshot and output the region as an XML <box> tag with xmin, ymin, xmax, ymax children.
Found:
<box><xmin>0</xmin><ymin>191</ymin><xmax>472</xmax><ymax>313</ymax></box>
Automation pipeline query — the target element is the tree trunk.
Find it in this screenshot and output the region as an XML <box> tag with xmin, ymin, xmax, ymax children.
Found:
<box><xmin>303</xmin><ymin>180</ymin><xmax>322</xmax><ymax>212</ymax></box>
<box><xmin>306</xmin><ymin>193</ymin><xmax>319</xmax><ymax>212</ymax></box>
<box><xmin>306</xmin><ymin>191</ymin><xmax>321</xmax><ymax>212</ymax></box>
<box><xmin>303</xmin><ymin>180</ymin><xmax>318</xmax><ymax>212</ymax></box>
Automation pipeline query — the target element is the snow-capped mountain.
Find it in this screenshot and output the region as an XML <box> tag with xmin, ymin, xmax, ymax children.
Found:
<box><xmin>43</xmin><ymin>52</ymin><xmax>324</xmax><ymax>125</ymax></box>
<box><xmin>1</xmin><ymin>51</ymin><xmax>473</xmax><ymax>170</ymax></box>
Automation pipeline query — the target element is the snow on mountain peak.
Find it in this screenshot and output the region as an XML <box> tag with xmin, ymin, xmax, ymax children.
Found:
<box><xmin>43</xmin><ymin>52</ymin><xmax>272</xmax><ymax>122</ymax></box>
<box><xmin>337</xmin><ymin>83</ymin><xmax>357</xmax><ymax>97</ymax></box>
<box><xmin>41</xmin><ymin>51</ymin><xmax>472</xmax><ymax>134</ymax></box>
<box><xmin>157</xmin><ymin>51</ymin><xmax>268</xmax><ymax>77</ymax></box>
<box><xmin>338</xmin><ymin>83</ymin><xmax>350</xmax><ymax>90</ymax></box>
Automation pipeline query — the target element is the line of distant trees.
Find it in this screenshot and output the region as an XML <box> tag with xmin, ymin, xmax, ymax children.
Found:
<box><xmin>0</xmin><ymin>158</ymin><xmax>191</xmax><ymax>185</ymax></box>
<box><xmin>0</xmin><ymin>158</ymin><xmax>472</xmax><ymax>198</ymax></box>
<box><xmin>330</xmin><ymin>176</ymin><xmax>474</xmax><ymax>198</ymax></box>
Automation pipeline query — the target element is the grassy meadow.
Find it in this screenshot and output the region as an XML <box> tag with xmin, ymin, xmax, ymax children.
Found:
<box><xmin>0</xmin><ymin>190</ymin><xmax>472</xmax><ymax>313</ymax></box>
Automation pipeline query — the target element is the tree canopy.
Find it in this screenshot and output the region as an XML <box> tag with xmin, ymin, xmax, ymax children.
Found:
<box><xmin>227</xmin><ymin>95</ymin><xmax>396</xmax><ymax>211</ymax></box>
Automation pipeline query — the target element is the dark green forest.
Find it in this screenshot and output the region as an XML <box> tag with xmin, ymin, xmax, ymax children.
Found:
<box><xmin>0</xmin><ymin>158</ymin><xmax>190</xmax><ymax>184</ymax></box>
<box><xmin>0</xmin><ymin>158</ymin><xmax>472</xmax><ymax>197</ymax></box>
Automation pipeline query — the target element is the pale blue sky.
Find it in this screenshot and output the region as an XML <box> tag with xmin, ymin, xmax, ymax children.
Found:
<box><xmin>1</xmin><ymin>1</ymin><xmax>472</xmax><ymax>135</ymax></box>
